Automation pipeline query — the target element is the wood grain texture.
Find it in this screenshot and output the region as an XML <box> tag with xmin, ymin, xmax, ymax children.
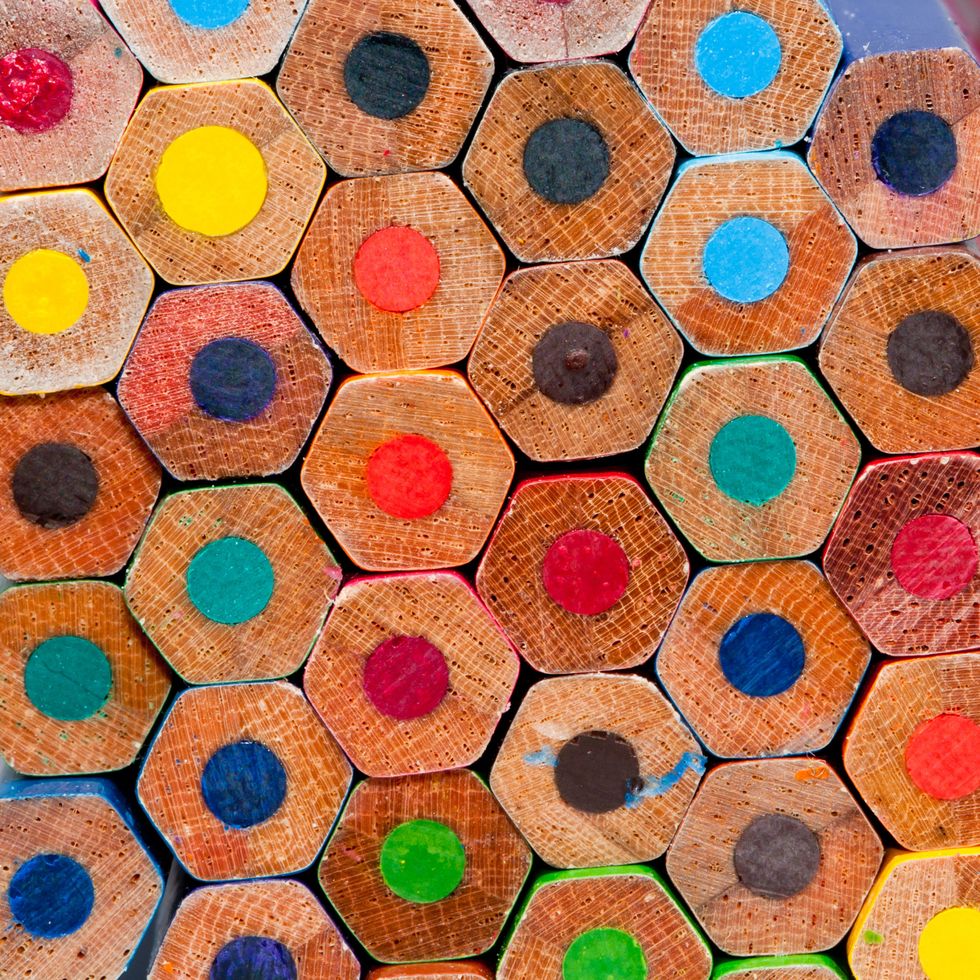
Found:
<box><xmin>0</xmin><ymin>388</ymin><xmax>161</xmax><ymax>581</ymax></box>
<box><xmin>819</xmin><ymin>247</ymin><xmax>980</xmax><ymax>453</ymax></box>
<box><xmin>118</xmin><ymin>281</ymin><xmax>331</xmax><ymax>480</ymax></box>
<box><xmin>278</xmin><ymin>0</ymin><xmax>493</xmax><ymax>176</ymax></box>
<box><xmin>823</xmin><ymin>452</ymin><xmax>979</xmax><ymax>656</ymax></box>
<box><xmin>319</xmin><ymin>769</ymin><xmax>532</xmax><ymax>963</ymax></box>
<box><xmin>125</xmin><ymin>483</ymin><xmax>341</xmax><ymax>684</ymax></box>
<box><xmin>305</xmin><ymin>571</ymin><xmax>518</xmax><ymax>776</ymax></box>
<box><xmin>462</xmin><ymin>61</ymin><xmax>674</xmax><ymax>262</ymax></box>
<box><xmin>99</xmin><ymin>0</ymin><xmax>308</xmax><ymax>83</ymax></box>
<box><xmin>0</xmin><ymin>581</ymin><xmax>170</xmax><ymax>776</ymax></box>
<box><xmin>666</xmin><ymin>759</ymin><xmax>883</xmax><ymax>956</ymax></box>
<box><xmin>844</xmin><ymin>653</ymin><xmax>980</xmax><ymax>851</ymax></box>
<box><xmin>657</xmin><ymin>561</ymin><xmax>870</xmax><ymax>759</ymax></box>
<box><xmin>808</xmin><ymin>49</ymin><xmax>980</xmax><ymax>248</ymax></box>
<box><xmin>847</xmin><ymin>847</ymin><xmax>980</xmax><ymax>980</ymax></box>
<box><xmin>468</xmin><ymin>259</ymin><xmax>682</xmax><ymax>461</ymax></box>
<box><xmin>291</xmin><ymin>172</ymin><xmax>504</xmax><ymax>374</ymax></box>
<box><xmin>0</xmin><ymin>189</ymin><xmax>154</xmax><ymax>395</ymax></box>
<box><xmin>497</xmin><ymin>867</ymin><xmax>712</xmax><ymax>979</ymax></box>
<box><xmin>640</xmin><ymin>153</ymin><xmax>856</xmax><ymax>357</ymax></box>
<box><xmin>369</xmin><ymin>964</ymin><xmax>494</xmax><ymax>979</ymax></box>
<box><xmin>466</xmin><ymin>0</ymin><xmax>651</xmax><ymax>62</ymax></box>
<box><xmin>139</xmin><ymin>681</ymin><xmax>352</xmax><ymax>881</ymax></box>
<box><xmin>301</xmin><ymin>371</ymin><xmax>514</xmax><ymax>571</ymax></box>
<box><xmin>149</xmin><ymin>879</ymin><xmax>359</xmax><ymax>980</ymax></box>
<box><xmin>105</xmin><ymin>79</ymin><xmax>325</xmax><ymax>285</ymax></box>
<box><xmin>490</xmin><ymin>673</ymin><xmax>704</xmax><ymax>868</ymax></box>
<box><xmin>0</xmin><ymin>0</ymin><xmax>143</xmax><ymax>191</ymax></box>
<box><xmin>630</xmin><ymin>0</ymin><xmax>841</xmax><ymax>155</ymax></box>
<box><xmin>476</xmin><ymin>473</ymin><xmax>688</xmax><ymax>673</ymax></box>
<box><xmin>0</xmin><ymin>779</ymin><xmax>162</xmax><ymax>980</ymax></box>
<box><xmin>645</xmin><ymin>357</ymin><xmax>861</xmax><ymax>562</ymax></box>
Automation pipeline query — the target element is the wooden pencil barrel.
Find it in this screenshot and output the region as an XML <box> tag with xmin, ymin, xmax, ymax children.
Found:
<box><xmin>630</xmin><ymin>0</ymin><xmax>841</xmax><ymax>156</ymax></box>
<box><xmin>105</xmin><ymin>78</ymin><xmax>325</xmax><ymax>285</ymax></box>
<box><xmin>0</xmin><ymin>0</ymin><xmax>142</xmax><ymax>191</ymax></box>
<box><xmin>319</xmin><ymin>769</ymin><xmax>531</xmax><ymax>963</ymax></box>
<box><xmin>125</xmin><ymin>482</ymin><xmax>341</xmax><ymax>684</ymax></box>
<box><xmin>301</xmin><ymin>370</ymin><xmax>514</xmax><ymax>572</ymax></box>
<box><xmin>497</xmin><ymin>866</ymin><xmax>712</xmax><ymax>979</ymax></box>
<box><xmin>118</xmin><ymin>281</ymin><xmax>332</xmax><ymax>481</ymax></box>
<box><xmin>0</xmin><ymin>580</ymin><xmax>170</xmax><ymax>776</ymax></box>
<box><xmin>0</xmin><ymin>188</ymin><xmax>153</xmax><ymax>395</ymax></box>
<box><xmin>489</xmin><ymin>673</ymin><xmax>705</xmax><ymax>868</ymax></box>
<box><xmin>848</xmin><ymin>846</ymin><xmax>980</xmax><ymax>980</ymax></box>
<box><xmin>278</xmin><ymin>0</ymin><xmax>494</xmax><ymax>177</ymax></box>
<box><xmin>0</xmin><ymin>777</ymin><xmax>162</xmax><ymax>979</ymax></box>
<box><xmin>99</xmin><ymin>0</ymin><xmax>308</xmax><ymax>84</ymax></box>
<box><xmin>844</xmin><ymin>652</ymin><xmax>980</xmax><ymax>850</ymax></box>
<box><xmin>148</xmin><ymin>878</ymin><xmax>359</xmax><ymax>980</ymax></box>
<box><xmin>0</xmin><ymin>388</ymin><xmax>161</xmax><ymax>582</ymax></box>
<box><xmin>808</xmin><ymin>11</ymin><xmax>980</xmax><ymax>249</ymax></box>
<box><xmin>819</xmin><ymin>246</ymin><xmax>980</xmax><ymax>454</ymax></box>
<box><xmin>666</xmin><ymin>758</ymin><xmax>883</xmax><ymax>956</ymax></box>
<box><xmin>466</xmin><ymin>0</ymin><xmax>651</xmax><ymax>63</ymax></box>
<box><xmin>645</xmin><ymin>356</ymin><xmax>861</xmax><ymax>563</ymax></box>
<box><xmin>657</xmin><ymin>560</ymin><xmax>870</xmax><ymax>759</ymax></box>
<box><xmin>291</xmin><ymin>171</ymin><xmax>504</xmax><ymax>374</ymax></box>
<box><xmin>138</xmin><ymin>680</ymin><xmax>352</xmax><ymax>881</ymax></box>
<box><xmin>468</xmin><ymin>259</ymin><xmax>683</xmax><ymax>462</ymax></box>
<box><xmin>463</xmin><ymin>60</ymin><xmax>674</xmax><ymax>263</ymax></box>
<box><xmin>640</xmin><ymin>153</ymin><xmax>856</xmax><ymax>357</ymax></box>
<box><xmin>823</xmin><ymin>451</ymin><xmax>979</xmax><ymax>656</ymax></box>
<box><xmin>304</xmin><ymin>570</ymin><xmax>519</xmax><ymax>776</ymax></box>
<box><xmin>476</xmin><ymin>472</ymin><xmax>689</xmax><ymax>674</ymax></box>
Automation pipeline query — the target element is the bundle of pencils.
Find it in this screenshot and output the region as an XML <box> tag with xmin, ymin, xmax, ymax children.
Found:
<box><xmin>0</xmin><ymin>1</ymin><xmax>977</xmax><ymax>978</ymax></box>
